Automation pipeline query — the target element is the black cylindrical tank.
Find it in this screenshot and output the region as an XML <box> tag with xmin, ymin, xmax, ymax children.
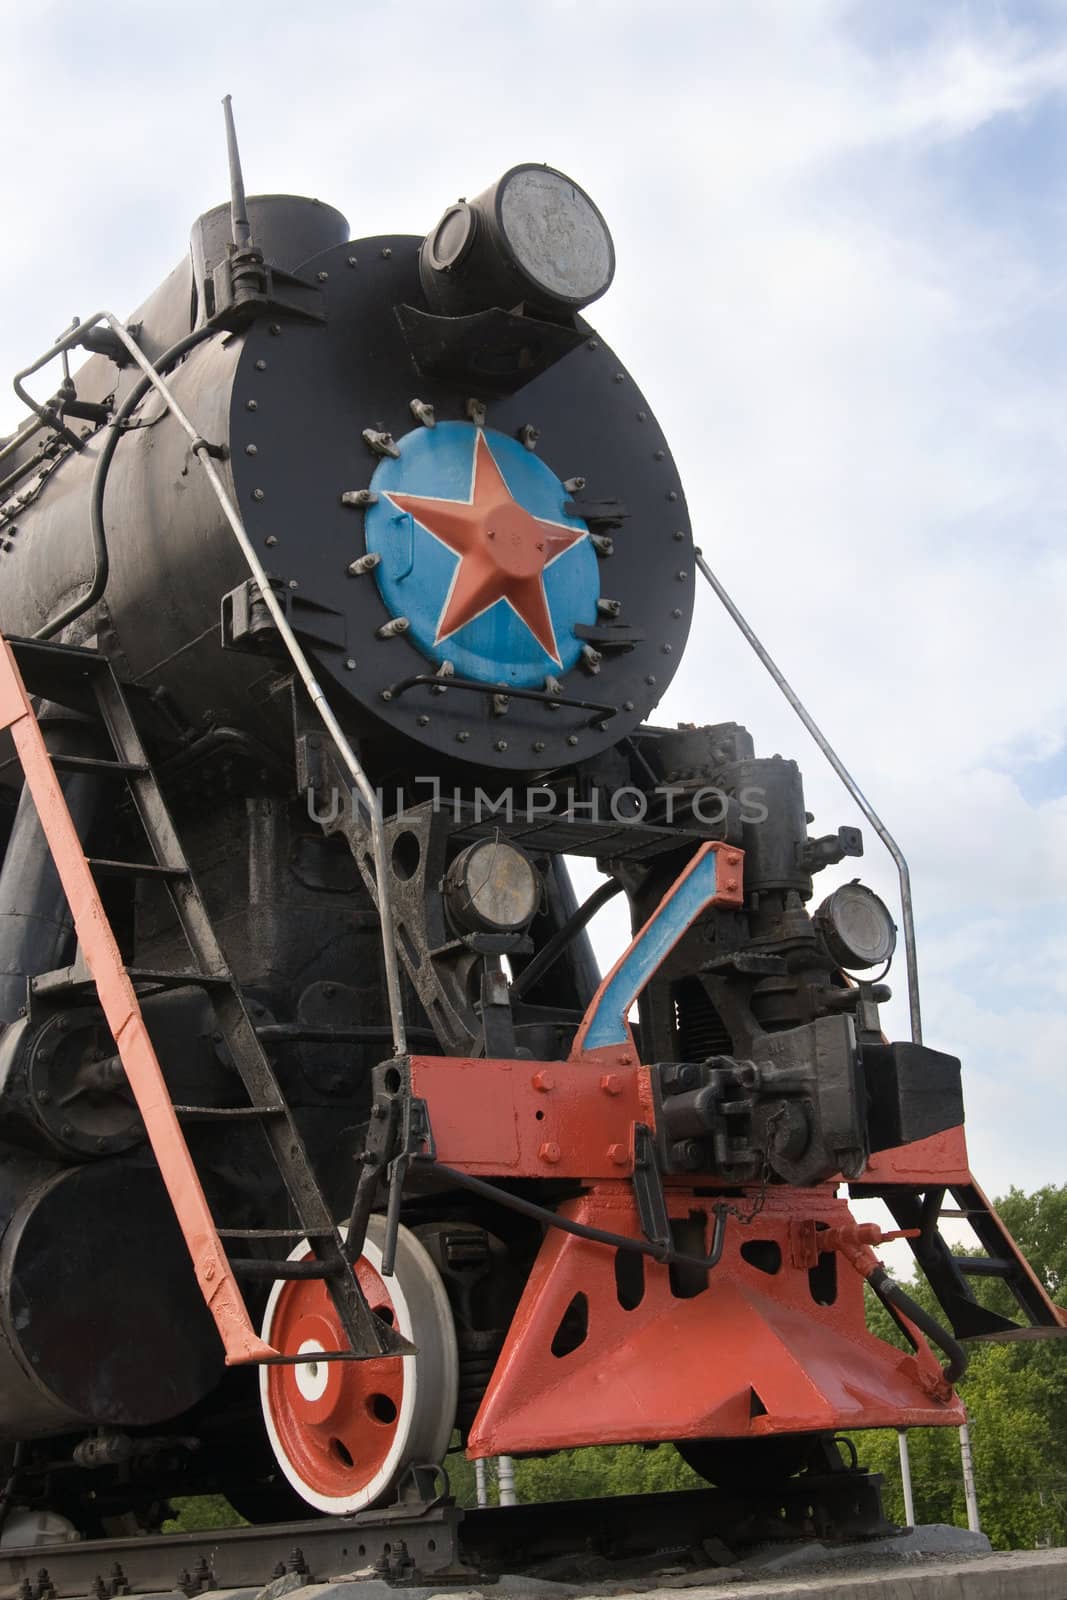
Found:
<box><xmin>0</xmin><ymin>1152</ymin><xmax>222</xmax><ymax>1436</ymax></box>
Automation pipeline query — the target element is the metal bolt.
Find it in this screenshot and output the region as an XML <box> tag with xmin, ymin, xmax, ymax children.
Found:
<box><xmin>341</xmin><ymin>489</ymin><xmax>378</xmax><ymax>508</ymax></box>
<box><xmin>567</xmin><ymin>734</ymin><xmax>579</xmax><ymax>747</ymax></box>
<box><xmin>532</xmin><ymin>1070</ymin><xmax>555</xmax><ymax>1092</ymax></box>
<box><xmin>345</xmin><ymin>658</ymin><xmax>357</xmax><ymax>670</ymax></box>
<box><xmin>348</xmin><ymin>552</ymin><xmax>382</xmax><ymax>575</ymax></box>
<box><xmin>495</xmin><ymin>739</ymin><xmax>508</xmax><ymax>752</ymax></box>
<box><xmin>245</xmin><ymin>399</ymin><xmax>257</xmax><ymax>411</ymax></box>
<box><xmin>456</xmin><ymin>730</ymin><xmax>470</xmax><ymax>743</ymax></box>
<box><xmin>376</xmin><ymin>616</ymin><xmax>409</xmax><ymax>638</ymax></box>
<box><xmin>661</xmin><ymin>643</ymin><xmax>672</xmax><ymax>654</ymax></box>
<box><xmin>532</xmin><ymin>740</ymin><xmax>546</xmax><ymax>753</ymax></box>
<box><xmin>409</xmin><ymin>398</ymin><xmax>436</xmax><ymax>428</ymax></box>
<box><xmin>580</xmin><ymin>644</ymin><xmax>602</xmax><ymax>673</ymax></box>
<box><xmin>613</xmin><ymin>372</ymin><xmax>625</xmax><ymax>383</ymax></box>
<box><xmin>381</xmin><ymin>247</ymin><xmax>393</xmax><ymax>258</ymax></box>
<box><xmin>636</xmin><ymin>411</ymin><xmax>647</xmax><ymax>422</ymax></box>
<box><xmin>363</xmin><ymin>429</ymin><xmax>400</xmax><ymax>459</ymax></box>
<box><xmin>654</xmin><ymin>449</ymin><xmax>665</xmax><ymax>461</ymax></box>
<box><xmin>673</xmin><ymin>529</ymin><xmax>685</xmax><ymax>541</ymax></box>
<box><xmin>347</xmin><ymin>255</ymin><xmax>358</xmax><ymax>267</ymax></box>
<box><xmin>600</xmin><ymin>1074</ymin><xmax>622</xmax><ymax>1095</ymax></box>
<box><xmin>265</xmin><ymin>535</ymin><xmax>278</xmax><ymax>547</ymax></box>
<box><xmin>672</xmin><ymin>607</ymin><xmax>682</xmax><ymax>618</ymax></box>
<box><xmin>668</xmin><ymin>490</ymin><xmax>679</xmax><ymax>501</ymax></box>
<box><xmin>417</xmin><ymin>714</ymin><xmax>429</xmax><ymax>727</ymax></box>
<box><xmin>288</xmin><ymin>579</ymin><xmax>299</xmax><ymax>590</ymax></box>
<box><xmin>676</xmin><ymin>570</ymin><xmax>688</xmax><ymax>581</ymax></box>
<box><xmin>591</xmin><ymin>533</ymin><xmax>614</xmax><ymax>557</ymax></box>
<box><xmin>269</xmin><ymin>323</ymin><xmax>281</xmax><ymax>336</ymax></box>
<box><xmin>563</xmin><ymin>476</ymin><xmax>586</xmax><ymax>492</ymax></box>
<box><xmin>317</xmin><ymin>271</ymin><xmax>329</xmax><ymax>282</ymax></box>
<box><xmin>608</xmin><ymin>1142</ymin><xmax>629</xmax><ymax>1166</ymax></box>
<box><xmin>251</xmin><ymin>488</ymin><xmax>265</xmax><ymax>501</ymax></box>
<box><xmin>245</xmin><ymin>443</ymin><xmax>257</xmax><ymax>455</ymax></box>
<box><xmin>519</xmin><ymin>423</ymin><xmax>540</xmax><ymax>450</ymax></box>
<box><xmin>597</xmin><ymin>597</ymin><xmax>621</xmax><ymax>618</ymax></box>
<box><xmin>466</xmin><ymin>398</ymin><xmax>487</xmax><ymax>427</ymax></box>
<box><xmin>645</xmin><ymin>674</ymin><xmax>657</xmax><ymax>686</ymax></box>
<box><xmin>539</xmin><ymin>1141</ymin><xmax>561</xmax><ymax>1164</ymax></box>
<box><xmin>255</xmin><ymin>359</ymin><xmax>267</xmax><ymax>371</ymax></box>
<box><xmin>587</xmin><ymin>339</ymin><xmax>598</xmax><ymax>350</ymax></box>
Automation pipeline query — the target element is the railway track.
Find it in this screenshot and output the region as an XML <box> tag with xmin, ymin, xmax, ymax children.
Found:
<box><xmin>0</xmin><ymin>1476</ymin><xmax>890</xmax><ymax>1597</ymax></box>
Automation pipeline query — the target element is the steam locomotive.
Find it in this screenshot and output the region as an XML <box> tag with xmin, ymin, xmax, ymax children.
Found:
<box><xmin>0</xmin><ymin>128</ymin><xmax>1062</xmax><ymax>1539</ymax></box>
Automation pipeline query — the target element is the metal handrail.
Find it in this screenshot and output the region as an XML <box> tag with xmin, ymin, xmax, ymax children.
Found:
<box><xmin>22</xmin><ymin>311</ymin><xmax>409</xmax><ymax>1055</ymax></box>
<box><xmin>694</xmin><ymin>548</ymin><xmax>922</xmax><ymax>1044</ymax></box>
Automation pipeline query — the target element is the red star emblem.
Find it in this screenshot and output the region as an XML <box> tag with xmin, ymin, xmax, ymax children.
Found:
<box><xmin>381</xmin><ymin>431</ymin><xmax>587</xmax><ymax>667</ymax></box>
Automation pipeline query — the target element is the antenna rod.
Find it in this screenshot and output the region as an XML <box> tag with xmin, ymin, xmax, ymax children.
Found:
<box><xmin>222</xmin><ymin>94</ymin><xmax>252</xmax><ymax>251</ymax></box>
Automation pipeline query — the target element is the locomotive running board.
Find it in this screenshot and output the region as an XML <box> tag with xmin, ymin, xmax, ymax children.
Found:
<box><xmin>0</xmin><ymin>632</ymin><xmax>409</xmax><ymax>1367</ymax></box>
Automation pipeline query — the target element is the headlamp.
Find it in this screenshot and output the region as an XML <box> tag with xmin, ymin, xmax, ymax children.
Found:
<box><xmin>444</xmin><ymin>840</ymin><xmax>540</xmax><ymax>934</ymax></box>
<box><xmin>420</xmin><ymin>164</ymin><xmax>615</xmax><ymax>319</ymax></box>
<box><xmin>814</xmin><ymin>881</ymin><xmax>897</xmax><ymax>972</ymax></box>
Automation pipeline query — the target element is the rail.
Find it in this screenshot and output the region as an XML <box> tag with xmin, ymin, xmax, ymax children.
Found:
<box><xmin>694</xmin><ymin>549</ymin><xmax>923</xmax><ymax>1044</ymax></box>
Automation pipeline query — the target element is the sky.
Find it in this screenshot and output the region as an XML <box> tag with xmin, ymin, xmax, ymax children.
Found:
<box><xmin>1</xmin><ymin>0</ymin><xmax>1065</xmax><ymax>1206</ymax></box>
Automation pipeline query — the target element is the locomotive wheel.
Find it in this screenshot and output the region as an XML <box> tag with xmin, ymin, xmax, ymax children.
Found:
<box><xmin>259</xmin><ymin>1216</ymin><xmax>458</xmax><ymax>1513</ymax></box>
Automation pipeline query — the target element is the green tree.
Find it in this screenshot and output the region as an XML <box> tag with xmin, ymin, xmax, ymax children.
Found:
<box><xmin>849</xmin><ymin>1185</ymin><xmax>1067</xmax><ymax>1549</ymax></box>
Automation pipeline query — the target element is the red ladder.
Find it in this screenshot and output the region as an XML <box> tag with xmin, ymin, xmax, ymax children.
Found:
<box><xmin>0</xmin><ymin>632</ymin><xmax>405</xmax><ymax>1367</ymax></box>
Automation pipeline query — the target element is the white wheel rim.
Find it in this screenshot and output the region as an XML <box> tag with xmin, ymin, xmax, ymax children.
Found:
<box><xmin>259</xmin><ymin>1217</ymin><xmax>458</xmax><ymax>1513</ymax></box>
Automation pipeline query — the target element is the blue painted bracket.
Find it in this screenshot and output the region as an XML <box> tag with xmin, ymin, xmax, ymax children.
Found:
<box><xmin>572</xmin><ymin>842</ymin><xmax>739</xmax><ymax>1056</ymax></box>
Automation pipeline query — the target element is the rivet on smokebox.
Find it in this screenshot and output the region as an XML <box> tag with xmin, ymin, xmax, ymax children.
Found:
<box><xmin>539</xmin><ymin>1142</ymin><xmax>561</xmax><ymax>1164</ymax></box>
<box><xmin>599</xmin><ymin>1074</ymin><xmax>622</xmax><ymax>1095</ymax></box>
<box><xmin>608</xmin><ymin>1143</ymin><xmax>629</xmax><ymax>1166</ymax></box>
<box><xmin>727</xmin><ymin>852</ymin><xmax>742</xmax><ymax>866</ymax></box>
<box><xmin>532</xmin><ymin>1070</ymin><xmax>555</xmax><ymax>1093</ymax></box>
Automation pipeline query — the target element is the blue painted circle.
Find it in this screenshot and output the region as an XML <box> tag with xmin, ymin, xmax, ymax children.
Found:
<box><xmin>362</xmin><ymin>422</ymin><xmax>598</xmax><ymax>687</ymax></box>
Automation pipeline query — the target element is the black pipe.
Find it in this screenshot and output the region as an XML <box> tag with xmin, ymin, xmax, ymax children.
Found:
<box><xmin>428</xmin><ymin>1161</ymin><xmax>728</xmax><ymax>1271</ymax></box>
<box><xmin>511</xmin><ymin>876</ymin><xmax>622</xmax><ymax>1001</ymax></box>
<box><xmin>35</xmin><ymin>327</ymin><xmax>213</xmax><ymax>642</ymax></box>
<box><xmin>869</xmin><ymin>1264</ymin><xmax>968</xmax><ymax>1386</ymax></box>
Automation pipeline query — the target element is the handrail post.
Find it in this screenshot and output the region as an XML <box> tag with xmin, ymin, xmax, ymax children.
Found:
<box><xmin>695</xmin><ymin>549</ymin><xmax>922</xmax><ymax>1043</ymax></box>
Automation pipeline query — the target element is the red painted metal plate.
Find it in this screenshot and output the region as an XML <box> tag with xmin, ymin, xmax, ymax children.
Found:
<box><xmin>468</xmin><ymin>1184</ymin><xmax>965</xmax><ymax>1457</ymax></box>
<box><xmin>408</xmin><ymin>1055</ymin><xmax>653</xmax><ymax>1177</ymax></box>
